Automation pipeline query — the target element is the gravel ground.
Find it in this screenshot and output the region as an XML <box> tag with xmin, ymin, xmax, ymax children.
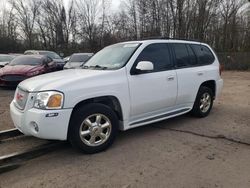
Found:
<box><xmin>0</xmin><ymin>71</ymin><xmax>249</xmax><ymax>188</ymax></box>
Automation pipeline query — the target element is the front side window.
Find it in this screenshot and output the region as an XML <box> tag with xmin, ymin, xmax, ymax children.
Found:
<box><xmin>40</xmin><ymin>52</ymin><xmax>61</xmax><ymax>60</ymax></box>
<box><xmin>134</xmin><ymin>43</ymin><xmax>172</xmax><ymax>73</ymax></box>
<box><xmin>190</xmin><ymin>44</ymin><xmax>215</xmax><ymax>65</ymax></box>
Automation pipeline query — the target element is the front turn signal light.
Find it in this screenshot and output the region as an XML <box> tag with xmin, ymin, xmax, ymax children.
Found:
<box><xmin>47</xmin><ymin>94</ymin><xmax>63</xmax><ymax>108</ymax></box>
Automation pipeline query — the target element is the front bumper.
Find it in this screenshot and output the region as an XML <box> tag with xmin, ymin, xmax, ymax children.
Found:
<box><xmin>0</xmin><ymin>79</ymin><xmax>22</xmax><ymax>86</ymax></box>
<box><xmin>10</xmin><ymin>101</ymin><xmax>73</xmax><ymax>140</ymax></box>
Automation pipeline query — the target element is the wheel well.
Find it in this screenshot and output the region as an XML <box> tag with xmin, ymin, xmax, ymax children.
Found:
<box><xmin>73</xmin><ymin>96</ymin><xmax>123</xmax><ymax>121</ymax></box>
<box><xmin>200</xmin><ymin>80</ymin><xmax>216</xmax><ymax>99</ymax></box>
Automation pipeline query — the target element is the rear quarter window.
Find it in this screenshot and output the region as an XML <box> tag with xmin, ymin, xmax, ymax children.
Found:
<box><xmin>190</xmin><ymin>44</ymin><xmax>215</xmax><ymax>65</ymax></box>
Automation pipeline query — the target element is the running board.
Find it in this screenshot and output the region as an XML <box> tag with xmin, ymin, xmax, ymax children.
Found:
<box><xmin>129</xmin><ymin>108</ymin><xmax>190</xmax><ymax>126</ymax></box>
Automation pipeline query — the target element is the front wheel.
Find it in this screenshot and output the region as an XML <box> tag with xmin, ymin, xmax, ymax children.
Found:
<box><xmin>68</xmin><ymin>103</ymin><xmax>118</xmax><ymax>154</ymax></box>
<box><xmin>191</xmin><ymin>86</ymin><xmax>213</xmax><ymax>118</ymax></box>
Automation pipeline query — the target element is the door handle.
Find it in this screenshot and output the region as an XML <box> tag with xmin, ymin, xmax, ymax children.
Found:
<box><xmin>197</xmin><ymin>72</ymin><xmax>204</xmax><ymax>76</ymax></box>
<box><xmin>167</xmin><ymin>76</ymin><xmax>175</xmax><ymax>81</ymax></box>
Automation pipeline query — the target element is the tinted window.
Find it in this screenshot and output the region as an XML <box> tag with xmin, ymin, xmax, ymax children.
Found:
<box><xmin>39</xmin><ymin>52</ymin><xmax>61</xmax><ymax>59</ymax></box>
<box><xmin>70</xmin><ymin>54</ymin><xmax>92</xmax><ymax>63</ymax></box>
<box><xmin>135</xmin><ymin>43</ymin><xmax>172</xmax><ymax>72</ymax></box>
<box><xmin>191</xmin><ymin>44</ymin><xmax>215</xmax><ymax>65</ymax></box>
<box><xmin>9</xmin><ymin>56</ymin><xmax>43</xmax><ymax>66</ymax></box>
<box><xmin>172</xmin><ymin>43</ymin><xmax>190</xmax><ymax>67</ymax></box>
<box><xmin>186</xmin><ymin>44</ymin><xmax>197</xmax><ymax>66</ymax></box>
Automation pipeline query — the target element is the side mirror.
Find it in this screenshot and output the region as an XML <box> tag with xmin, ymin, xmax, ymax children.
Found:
<box><xmin>135</xmin><ymin>61</ymin><xmax>154</xmax><ymax>74</ymax></box>
<box><xmin>48</xmin><ymin>61</ymin><xmax>55</xmax><ymax>66</ymax></box>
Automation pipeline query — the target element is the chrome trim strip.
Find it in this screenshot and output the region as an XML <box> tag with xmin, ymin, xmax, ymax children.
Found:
<box><xmin>129</xmin><ymin>108</ymin><xmax>190</xmax><ymax>126</ymax></box>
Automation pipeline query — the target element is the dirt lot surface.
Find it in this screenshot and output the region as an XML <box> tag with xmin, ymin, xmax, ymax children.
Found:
<box><xmin>0</xmin><ymin>71</ymin><xmax>249</xmax><ymax>188</ymax></box>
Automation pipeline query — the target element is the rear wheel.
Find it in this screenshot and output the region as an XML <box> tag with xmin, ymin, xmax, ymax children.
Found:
<box><xmin>68</xmin><ymin>103</ymin><xmax>118</xmax><ymax>154</ymax></box>
<box><xmin>191</xmin><ymin>86</ymin><xmax>213</xmax><ymax>118</ymax></box>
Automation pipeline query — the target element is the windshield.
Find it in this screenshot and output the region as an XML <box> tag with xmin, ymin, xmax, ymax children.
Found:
<box><xmin>39</xmin><ymin>51</ymin><xmax>61</xmax><ymax>59</ymax></box>
<box><xmin>0</xmin><ymin>55</ymin><xmax>15</xmax><ymax>62</ymax></box>
<box><xmin>9</xmin><ymin>56</ymin><xmax>43</xmax><ymax>66</ymax></box>
<box><xmin>84</xmin><ymin>43</ymin><xmax>140</xmax><ymax>70</ymax></box>
<box><xmin>69</xmin><ymin>54</ymin><xmax>92</xmax><ymax>63</ymax></box>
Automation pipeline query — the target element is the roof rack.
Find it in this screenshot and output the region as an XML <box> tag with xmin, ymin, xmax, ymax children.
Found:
<box><xmin>141</xmin><ymin>36</ymin><xmax>201</xmax><ymax>42</ymax></box>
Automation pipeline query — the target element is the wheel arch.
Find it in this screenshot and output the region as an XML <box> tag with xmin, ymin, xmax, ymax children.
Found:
<box><xmin>71</xmin><ymin>95</ymin><xmax>124</xmax><ymax>121</ymax></box>
<box><xmin>199</xmin><ymin>80</ymin><xmax>216</xmax><ymax>99</ymax></box>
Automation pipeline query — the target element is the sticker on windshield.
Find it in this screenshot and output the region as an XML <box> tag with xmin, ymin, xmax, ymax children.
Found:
<box><xmin>123</xmin><ymin>44</ymin><xmax>139</xmax><ymax>48</ymax></box>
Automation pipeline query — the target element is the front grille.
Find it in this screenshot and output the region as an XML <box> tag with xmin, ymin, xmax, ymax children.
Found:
<box><xmin>14</xmin><ymin>87</ymin><xmax>29</xmax><ymax>110</ymax></box>
<box><xmin>1</xmin><ymin>75</ymin><xmax>27</xmax><ymax>82</ymax></box>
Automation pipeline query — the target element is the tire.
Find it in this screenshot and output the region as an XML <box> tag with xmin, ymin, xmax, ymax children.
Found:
<box><xmin>191</xmin><ymin>86</ymin><xmax>214</xmax><ymax>118</ymax></box>
<box><xmin>68</xmin><ymin>103</ymin><xmax>118</xmax><ymax>154</ymax></box>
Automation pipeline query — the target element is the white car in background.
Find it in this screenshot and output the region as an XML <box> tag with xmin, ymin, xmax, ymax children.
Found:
<box><xmin>64</xmin><ymin>53</ymin><xmax>94</xmax><ymax>69</ymax></box>
<box><xmin>10</xmin><ymin>39</ymin><xmax>223</xmax><ymax>154</ymax></box>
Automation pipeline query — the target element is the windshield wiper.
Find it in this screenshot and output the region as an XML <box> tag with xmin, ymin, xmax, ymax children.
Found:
<box><xmin>83</xmin><ymin>65</ymin><xmax>108</xmax><ymax>70</ymax></box>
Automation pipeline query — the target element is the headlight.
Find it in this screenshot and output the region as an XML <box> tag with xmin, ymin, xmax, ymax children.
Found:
<box><xmin>34</xmin><ymin>91</ymin><xmax>64</xmax><ymax>109</ymax></box>
<box><xmin>27</xmin><ymin>70</ymin><xmax>40</xmax><ymax>77</ymax></box>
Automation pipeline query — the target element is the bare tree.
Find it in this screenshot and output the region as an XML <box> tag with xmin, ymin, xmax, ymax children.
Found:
<box><xmin>11</xmin><ymin>0</ymin><xmax>41</xmax><ymax>48</ymax></box>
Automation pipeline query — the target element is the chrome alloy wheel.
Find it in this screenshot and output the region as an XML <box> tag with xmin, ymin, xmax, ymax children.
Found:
<box><xmin>79</xmin><ymin>114</ymin><xmax>112</xmax><ymax>147</ymax></box>
<box><xmin>200</xmin><ymin>92</ymin><xmax>212</xmax><ymax>113</ymax></box>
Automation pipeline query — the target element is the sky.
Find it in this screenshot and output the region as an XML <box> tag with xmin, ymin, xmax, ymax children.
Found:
<box><xmin>0</xmin><ymin>0</ymin><xmax>122</xmax><ymax>13</ymax></box>
<box><xmin>62</xmin><ymin>0</ymin><xmax>122</xmax><ymax>12</ymax></box>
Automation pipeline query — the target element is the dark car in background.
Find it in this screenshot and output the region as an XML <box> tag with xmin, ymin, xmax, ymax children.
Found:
<box><xmin>24</xmin><ymin>50</ymin><xmax>65</xmax><ymax>70</ymax></box>
<box><xmin>0</xmin><ymin>55</ymin><xmax>56</xmax><ymax>86</ymax></box>
<box><xmin>63</xmin><ymin>53</ymin><xmax>94</xmax><ymax>69</ymax></box>
<box><xmin>0</xmin><ymin>54</ymin><xmax>16</xmax><ymax>68</ymax></box>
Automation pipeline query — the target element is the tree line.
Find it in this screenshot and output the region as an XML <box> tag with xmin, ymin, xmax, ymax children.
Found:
<box><xmin>0</xmin><ymin>0</ymin><xmax>249</xmax><ymax>55</ymax></box>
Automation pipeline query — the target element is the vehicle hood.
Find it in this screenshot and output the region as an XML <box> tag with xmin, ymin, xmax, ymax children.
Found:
<box><xmin>19</xmin><ymin>69</ymin><xmax>117</xmax><ymax>92</ymax></box>
<box><xmin>0</xmin><ymin>65</ymin><xmax>43</xmax><ymax>75</ymax></box>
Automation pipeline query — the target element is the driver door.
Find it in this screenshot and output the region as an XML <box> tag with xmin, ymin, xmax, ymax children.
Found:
<box><xmin>128</xmin><ymin>43</ymin><xmax>177</xmax><ymax>121</ymax></box>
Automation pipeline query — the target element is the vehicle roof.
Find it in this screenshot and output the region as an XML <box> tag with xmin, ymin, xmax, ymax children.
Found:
<box><xmin>19</xmin><ymin>54</ymin><xmax>47</xmax><ymax>59</ymax></box>
<box><xmin>24</xmin><ymin>50</ymin><xmax>56</xmax><ymax>53</ymax></box>
<box><xmin>120</xmin><ymin>38</ymin><xmax>204</xmax><ymax>45</ymax></box>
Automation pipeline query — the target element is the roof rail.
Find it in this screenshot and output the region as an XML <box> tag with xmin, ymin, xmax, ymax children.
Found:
<box><xmin>141</xmin><ymin>36</ymin><xmax>201</xmax><ymax>42</ymax></box>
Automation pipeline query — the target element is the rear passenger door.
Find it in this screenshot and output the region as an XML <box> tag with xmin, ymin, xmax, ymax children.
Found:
<box><xmin>172</xmin><ymin>43</ymin><xmax>215</xmax><ymax>106</ymax></box>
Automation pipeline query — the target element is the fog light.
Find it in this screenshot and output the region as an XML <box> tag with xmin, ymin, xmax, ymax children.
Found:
<box><xmin>30</xmin><ymin>121</ymin><xmax>39</xmax><ymax>133</ymax></box>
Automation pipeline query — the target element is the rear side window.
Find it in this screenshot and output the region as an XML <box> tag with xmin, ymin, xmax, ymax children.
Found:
<box><xmin>172</xmin><ymin>43</ymin><xmax>190</xmax><ymax>68</ymax></box>
<box><xmin>190</xmin><ymin>44</ymin><xmax>215</xmax><ymax>65</ymax></box>
<box><xmin>186</xmin><ymin>45</ymin><xmax>197</xmax><ymax>66</ymax></box>
<box><xmin>135</xmin><ymin>43</ymin><xmax>172</xmax><ymax>72</ymax></box>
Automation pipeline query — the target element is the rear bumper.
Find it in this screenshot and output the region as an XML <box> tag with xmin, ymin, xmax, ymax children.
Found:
<box><xmin>216</xmin><ymin>79</ymin><xmax>223</xmax><ymax>98</ymax></box>
<box><xmin>10</xmin><ymin>101</ymin><xmax>73</xmax><ymax>140</ymax></box>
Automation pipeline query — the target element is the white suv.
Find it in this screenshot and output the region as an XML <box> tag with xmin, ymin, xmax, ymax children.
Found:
<box><xmin>10</xmin><ymin>39</ymin><xmax>223</xmax><ymax>153</ymax></box>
